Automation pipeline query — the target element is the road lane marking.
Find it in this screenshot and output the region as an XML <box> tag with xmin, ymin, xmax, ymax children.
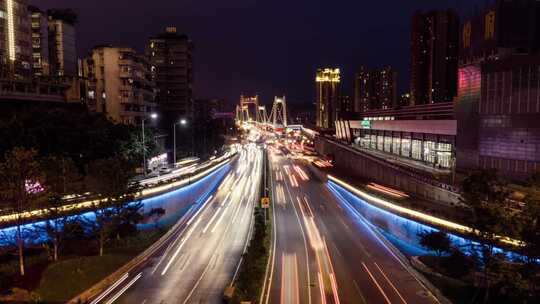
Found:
<box><xmin>327</xmin><ymin>184</ymin><xmax>440</xmax><ymax>303</ymax></box>
<box><xmin>90</xmin><ymin>273</ymin><xmax>129</xmax><ymax>304</ymax></box>
<box><xmin>202</xmin><ymin>206</ymin><xmax>222</xmax><ymax>234</ymax></box>
<box><xmin>161</xmin><ymin>217</ymin><xmax>201</xmax><ymax>275</ymax></box>
<box><xmin>352</xmin><ymin>279</ymin><xmax>368</xmax><ymax>304</ymax></box>
<box><xmin>362</xmin><ymin>262</ymin><xmax>392</xmax><ymax>304</ymax></box>
<box><xmin>285</xmin><ymin>175</ymin><xmax>312</xmax><ymax>304</ymax></box>
<box><xmin>105</xmin><ymin>272</ymin><xmax>142</xmax><ymax>304</ymax></box>
<box><xmin>374</xmin><ymin>262</ymin><xmax>408</xmax><ymax>304</ymax></box>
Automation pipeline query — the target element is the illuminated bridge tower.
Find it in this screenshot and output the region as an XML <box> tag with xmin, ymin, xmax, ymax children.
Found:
<box><xmin>236</xmin><ymin>95</ymin><xmax>260</xmax><ymax>123</ymax></box>
<box><xmin>257</xmin><ymin>105</ymin><xmax>268</xmax><ymax>125</ymax></box>
<box><xmin>270</xmin><ymin>96</ymin><xmax>287</xmax><ymax>127</ymax></box>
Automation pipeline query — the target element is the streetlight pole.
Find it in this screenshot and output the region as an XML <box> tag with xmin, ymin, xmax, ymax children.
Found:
<box><xmin>173</xmin><ymin>118</ymin><xmax>188</xmax><ymax>167</ymax></box>
<box><xmin>142</xmin><ymin>113</ymin><xmax>158</xmax><ymax>176</ymax></box>
<box><xmin>142</xmin><ymin>118</ymin><xmax>146</xmax><ymax>175</ymax></box>
<box><xmin>173</xmin><ymin>123</ymin><xmax>176</xmax><ymax>166</ymax></box>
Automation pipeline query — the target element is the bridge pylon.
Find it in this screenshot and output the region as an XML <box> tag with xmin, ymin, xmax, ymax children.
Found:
<box><xmin>270</xmin><ymin>96</ymin><xmax>287</xmax><ymax>127</ymax></box>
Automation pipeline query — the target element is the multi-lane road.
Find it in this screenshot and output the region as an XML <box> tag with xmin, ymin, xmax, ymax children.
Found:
<box><xmin>92</xmin><ymin>136</ymin><xmax>442</xmax><ymax>304</ymax></box>
<box><xmin>92</xmin><ymin>144</ymin><xmax>263</xmax><ymax>304</ymax></box>
<box><xmin>262</xmin><ymin>145</ymin><xmax>440</xmax><ymax>304</ymax></box>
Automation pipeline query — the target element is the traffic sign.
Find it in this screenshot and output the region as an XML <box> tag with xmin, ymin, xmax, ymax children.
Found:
<box><xmin>261</xmin><ymin>197</ymin><xmax>270</xmax><ymax>209</ymax></box>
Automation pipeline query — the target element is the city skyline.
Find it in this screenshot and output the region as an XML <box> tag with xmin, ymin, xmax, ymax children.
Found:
<box><xmin>30</xmin><ymin>0</ymin><xmax>485</xmax><ymax>107</ymax></box>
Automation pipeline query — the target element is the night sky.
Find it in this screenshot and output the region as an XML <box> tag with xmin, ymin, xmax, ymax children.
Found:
<box><xmin>31</xmin><ymin>0</ymin><xmax>484</xmax><ymax>110</ymax></box>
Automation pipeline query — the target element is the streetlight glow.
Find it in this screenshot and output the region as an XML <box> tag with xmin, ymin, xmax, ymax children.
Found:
<box><xmin>180</xmin><ymin>119</ymin><xmax>187</xmax><ymax>125</ymax></box>
<box><xmin>150</xmin><ymin>113</ymin><xmax>158</xmax><ymax>119</ymax></box>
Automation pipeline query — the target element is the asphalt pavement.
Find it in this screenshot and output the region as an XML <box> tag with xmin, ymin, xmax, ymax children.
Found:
<box><xmin>91</xmin><ymin>144</ymin><xmax>262</xmax><ymax>304</ymax></box>
<box><xmin>262</xmin><ymin>146</ymin><xmax>440</xmax><ymax>304</ymax></box>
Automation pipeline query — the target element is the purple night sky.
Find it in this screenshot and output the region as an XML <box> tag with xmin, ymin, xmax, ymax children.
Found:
<box><xmin>31</xmin><ymin>0</ymin><xmax>484</xmax><ymax>109</ymax></box>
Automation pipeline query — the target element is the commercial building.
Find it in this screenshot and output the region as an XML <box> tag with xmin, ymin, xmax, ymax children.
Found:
<box><xmin>0</xmin><ymin>0</ymin><xmax>32</xmax><ymax>79</ymax></box>
<box><xmin>316</xmin><ymin>68</ymin><xmax>340</xmax><ymax>129</ymax></box>
<box><xmin>84</xmin><ymin>46</ymin><xmax>157</xmax><ymax>124</ymax></box>
<box><xmin>410</xmin><ymin>9</ymin><xmax>459</xmax><ymax>105</ymax></box>
<box><xmin>354</xmin><ymin>66</ymin><xmax>397</xmax><ymax>112</ymax></box>
<box><xmin>456</xmin><ymin>0</ymin><xmax>540</xmax><ymax>180</ymax></box>
<box><xmin>29</xmin><ymin>5</ymin><xmax>49</xmax><ymax>76</ymax></box>
<box><xmin>47</xmin><ymin>9</ymin><xmax>77</xmax><ymax>77</ymax></box>
<box><xmin>146</xmin><ymin>26</ymin><xmax>193</xmax><ymax>124</ymax></box>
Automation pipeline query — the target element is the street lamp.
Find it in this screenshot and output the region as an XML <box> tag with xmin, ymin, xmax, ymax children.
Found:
<box><xmin>173</xmin><ymin>118</ymin><xmax>189</xmax><ymax>165</ymax></box>
<box><xmin>142</xmin><ymin>113</ymin><xmax>158</xmax><ymax>176</ymax></box>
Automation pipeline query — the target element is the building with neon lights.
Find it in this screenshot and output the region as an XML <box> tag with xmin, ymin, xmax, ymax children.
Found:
<box><xmin>316</xmin><ymin>68</ymin><xmax>340</xmax><ymax>129</ymax></box>
<box><xmin>0</xmin><ymin>0</ymin><xmax>32</xmax><ymax>79</ymax></box>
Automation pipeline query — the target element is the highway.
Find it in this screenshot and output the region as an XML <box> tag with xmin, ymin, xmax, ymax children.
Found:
<box><xmin>262</xmin><ymin>145</ymin><xmax>440</xmax><ymax>304</ymax></box>
<box><xmin>91</xmin><ymin>144</ymin><xmax>262</xmax><ymax>304</ymax></box>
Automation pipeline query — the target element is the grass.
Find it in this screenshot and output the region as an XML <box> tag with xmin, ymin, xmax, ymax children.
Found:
<box><xmin>423</xmin><ymin>272</ymin><xmax>479</xmax><ymax>304</ymax></box>
<box><xmin>35</xmin><ymin>254</ymin><xmax>131</xmax><ymax>303</ymax></box>
<box><xmin>33</xmin><ymin>228</ymin><xmax>165</xmax><ymax>303</ymax></box>
<box><xmin>230</xmin><ymin>207</ymin><xmax>271</xmax><ymax>303</ymax></box>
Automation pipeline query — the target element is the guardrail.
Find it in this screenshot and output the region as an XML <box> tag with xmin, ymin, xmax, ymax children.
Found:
<box><xmin>0</xmin><ymin>153</ymin><xmax>235</xmax><ymax>227</ymax></box>
<box><xmin>67</xmin><ymin>156</ymin><xmax>234</xmax><ymax>303</ymax></box>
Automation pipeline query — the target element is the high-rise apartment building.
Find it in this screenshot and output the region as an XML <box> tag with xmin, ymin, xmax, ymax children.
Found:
<box><xmin>84</xmin><ymin>46</ymin><xmax>157</xmax><ymax>124</ymax></box>
<box><xmin>410</xmin><ymin>9</ymin><xmax>459</xmax><ymax>105</ymax></box>
<box><xmin>47</xmin><ymin>9</ymin><xmax>77</xmax><ymax>77</ymax></box>
<box><xmin>147</xmin><ymin>26</ymin><xmax>193</xmax><ymax>124</ymax></box>
<box><xmin>316</xmin><ymin>68</ymin><xmax>340</xmax><ymax>129</ymax></box>
<box><xmin>29</xmin><ymin>5</ymin><xmax>49</xmax><ymax>76</ymax></box>
<box><xmin>0</xmin><ymin>0</ymin><xmax>32</xmax><ymax>78</ymax></box>
<box><xmin>354</xmin><ymin>66</ymin><xmax>397</xmax><ymax>112</ymax></box>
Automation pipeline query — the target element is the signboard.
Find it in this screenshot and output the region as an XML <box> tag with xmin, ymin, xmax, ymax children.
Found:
<box><xmin>361</xmin><ymin>120</ymin><xmax>371</xmax><ymax>129</ymax></box>
<box><xmin>261</xmin><ymin>197</ymin><xmax>270</xmax><ymax>209</ymax></box>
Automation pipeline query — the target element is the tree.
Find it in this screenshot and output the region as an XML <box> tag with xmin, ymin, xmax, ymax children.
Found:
<box><xmin>418</xmin><ymin>230</ymin><xmax>451</xmax><ymax>257</ymax></box>
<box><xmin>146</xmin><ymin>207</ymin><xmax>166</xmax><ymax>230</ymax></box>
<box><xmin>0</xmin><ymin>147</ymin><xmax>43</xmax><ymax>276</ymax></box>
<box><xmin>460</xmin><ymin>169</ymin><xmax>517</xmax><ymax>303</ymax></box>
<box><xmin>515</xmin><ymin>173</ymin><xmax>540</xmax><ymax>300</ymax></box>
<box><xmin>36</xmin><ymin>156</ymin><xmax>81</xmax><ymax>261</ymax></box>
<box><xmin>84</xmin><ymin>156</ymin><xmax>142</xmax><ymax>256</ymax></box>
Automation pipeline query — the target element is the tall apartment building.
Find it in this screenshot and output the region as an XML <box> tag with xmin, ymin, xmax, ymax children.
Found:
<box><xmin>0</xmin><ymin>0</ymin><xmax>32</xmax><ymax>79</ymax></box>
<box><xmin>47</xmin><ymin>9</ymin><xmax>77</xmax><ymax>77</ymax></box>
<box><xmin>456</xmin><ymin>0</ymin><xmax>540</xmax><ymax>180</ymax></box>
<box><xmin>354</xmin><ymin>66</ymin><xmax>397</xmax><ymax>112</ymax></box>
<box><xmin>316</xmin><ymin>68</ymin><xmax>340</xmax><ymax>129</ymax></box>
<box><xmin>146</xmin><ymin>26</ymin><xmax>193</xmax><ymax>125</ymax></box>
<box><xmin>29</xmin><ymin>5</ymin><xmax>49</xmax><ymax>76</ymax></box>
<box><xmin>410</xmin><ymin>9</ymin><xmax>459</xmax><ymax>105</ymax></box>
<box><xmin>84</xmin><ymin>46</ymin><xmax>157</xmax><ymax>124</ymax></box>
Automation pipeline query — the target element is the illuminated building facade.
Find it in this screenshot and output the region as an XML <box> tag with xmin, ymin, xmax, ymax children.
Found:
<box><xmin>410</xmin><ymin>9</ymin><xmax>459</xmax><ymax>105</ymax></box>
<box><xmin>354</xmin><ymin>66</ymin><xmax>397</xmax><ymax>112</ymax></box>
<box><xmin>456</xmin><ymin>0</ymin><xmax>540</xmax><ymax>180</ymax></box>
<box><xmin>0</xmin><ymin>0</ymin><xmax>32</xmax><ymax>78</ymax></box>
<box><xmin>29</xmin><ymin>5</ymin><xmax>49</xmax><ymax>76</ymax></box>
<box><xmin>316</xmin><ymin>68</ymin><xmax>340</xmax><ymax>129</ymax></box>
<box><xmin>146</xmin><ymin>26</ymin><xmax>193</xmax><ymax>127</ymax></box>
<box><xmin>84</xmin><ymin>46</ymin><xmax>157</xmax><ymax>124</ymax></box>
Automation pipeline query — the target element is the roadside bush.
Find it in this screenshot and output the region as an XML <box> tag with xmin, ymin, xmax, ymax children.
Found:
<box><xmin>441</xmin><ymin>249</ymin><xmax>474</xmax><ymax>279</ymax></box>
